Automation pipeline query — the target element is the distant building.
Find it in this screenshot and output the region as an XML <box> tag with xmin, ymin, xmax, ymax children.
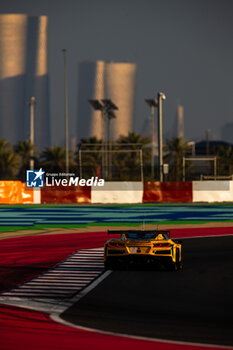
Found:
<box><xmin>171</xmin><ymin>104</ymin><xmax>184</xmax><ymax>140</ymax></box>
<box><xmin>0</xmin><ymin>14</ymin><xmax>50</xmax><ymax>149</ymax></box>
<box><xmin>177</xmin><ymin>104</ymin><xmax>184</xmax><ymax>139</ymax></box>
<box><xmin>221</xmin><ymin>123</ymin><xmax>233</xmax><ymax>144</ymax></box>
<box><xmin>195</xmin><ymin>140</ymin><xmax>232</xmax><ymax>155</ymax></box>
<box><xmin>77</xmin><ymin>61</ymin><xmax>137</xmax><ymax>141</ymax></box>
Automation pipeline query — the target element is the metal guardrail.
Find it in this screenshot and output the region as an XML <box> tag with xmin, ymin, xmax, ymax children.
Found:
<box><xmin>200</xmin><ymin>175</ymin><xmax>233</xmax><ymax>180</ymax></box>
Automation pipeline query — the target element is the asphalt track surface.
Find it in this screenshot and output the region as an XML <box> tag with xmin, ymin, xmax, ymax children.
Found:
<box><xmin>62</xmin><ymin>236</ymin><xmax>233</xmax><ymax>347</ymax></box>
<box><xmin>1</xmin><ymin>229</ymin><xmax>233</xmax><ymax>350</ymax></box>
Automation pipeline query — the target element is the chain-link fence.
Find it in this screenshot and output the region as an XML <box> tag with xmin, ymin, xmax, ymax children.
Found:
<box><xmin>78</xmin><ymin>145</ymin><xmax>144</xmax><ymax>181</ymax></box>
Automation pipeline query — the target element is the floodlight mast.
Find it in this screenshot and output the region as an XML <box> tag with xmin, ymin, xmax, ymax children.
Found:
<box><xmin>158</xmin><ymin>92</ymin><xmax>166</xmax><ymax>182</ymax></box>
<box><xmin>62</xmin><ymin>48</ymin><xmax>69</xmax><ymax>175</ymax></box>
<box><xmin>145</xmin><ymin>99</ymin><xmax>158</xmax><ymax>180</ymax></box>
<box><xmin>88</xmin><ymin>99</ymin><xmax>106</xmax><ymax>177</ymax></box>
<box><xmin>88</xmin><ymin>99</ymin><xmax>118</xmax><ymax>179</ymax></box>
<box><xmin>27</xmin><ymin>96</ymin><xmax>37</xmax><ymax>171</ymax></box>
<box><xmin>102</xmin><ymin>99</ymin><xmax>118</xmax><ymax>179</ymax></box>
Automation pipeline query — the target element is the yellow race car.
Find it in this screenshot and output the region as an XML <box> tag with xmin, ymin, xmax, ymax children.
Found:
<box><xmin>104</xmin><ymin>230</ymin><xmax>183</xmax><ymax>271</ymax></box>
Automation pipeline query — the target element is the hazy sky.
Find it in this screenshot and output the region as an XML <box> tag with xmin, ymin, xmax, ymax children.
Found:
<box><xmin>1</xmin><ymin>0</ymin><xmax>233</xmax><ymax>146</ymax></box>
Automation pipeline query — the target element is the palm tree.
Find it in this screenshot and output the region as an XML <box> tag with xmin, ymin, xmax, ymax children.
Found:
<box><xmin>40</xmin><ymin>146</ymin><xmax>76</xmax><ymax>173</ymax></box>
<box><xmin>117</xmin><ymin>132</ymin><xmax>151</xmax><ymax>150</ymax></box>
<box><xmin>77</xmin><ymin>137</ymin><xmax>103</xmax><ymax>178</ymax></box>
<box><xmin>0</xmin><ymin>139</ymin><xmax>10</xmax><ymax>150</ymax></box>
<box><xmin>0</xmin><ymin>139</ymin><xmax>20</xmax><ymax>180</ymax></box>
<box><xmin>78</xmin><ymin>136</ymin><xmax>102</xmax><ymax>148</ymax></box>
<box><xmin>217</xmin><ymin>145</ymin><xmax>233</xmax><ymax>176</ymax></box>
<box><xmin>114</xmin><ymin>132</ymin><xmax>151</xmax><ymax>180</ymax></box>
<box><xmin>165</xmin><ymin>137</ymin><xmax>190</xmax><ymax>181</ymax></box>
<box><xmin>14</xmin><ymin>140</ymin><xmax>36</xmax><ymax>181</ymax></box>
<box><xmin>77</xmin><ymin>133</ymin><xmax>151</xmax><ymax>180</ymax></box>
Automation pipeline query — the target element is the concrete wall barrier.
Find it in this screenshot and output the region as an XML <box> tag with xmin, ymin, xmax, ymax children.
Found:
<box><xmin>1</xmin><ymin>181</ymin><xmax>233</xmax><ymax>204</ymax></box>
<box><xmin>91</xmin><ymin>182</ymin><xmax>143</xmax><ymax>204</ymax></box>
<box><xmin>193</xmin><ymin>181</ymin><xmax>233</xmax><ymax>202</ymax></box>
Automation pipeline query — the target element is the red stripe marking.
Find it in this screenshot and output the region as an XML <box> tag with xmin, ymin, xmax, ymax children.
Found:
<box><xmin>170</xmin><ymin>226</ymin><xmax>233</xmax><ymax>238</ymax></box>
<box><xmin>0</xmin><ymin>304</ymin><xmax>226</xmax><ymax>350</ymax></box>
<box><xmin>0</xmin><ymin>232</ymin><xmax>106</xmax><ymax>292</ymax></box>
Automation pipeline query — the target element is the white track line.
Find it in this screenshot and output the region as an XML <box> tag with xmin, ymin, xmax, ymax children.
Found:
<box><xmin>51</xmin><ymin>314</ymin><xmax>233</xmax><ymax>350</ymax></box>
<box><xmin>0</xmin><ymin>248</ymin><xmax>107</xmax><ymax>311</ymax></box>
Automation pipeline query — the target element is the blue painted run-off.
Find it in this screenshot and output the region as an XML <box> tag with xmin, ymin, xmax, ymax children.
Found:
<box><xmin>0</xmin><ymin>206</ymin><xmax>233</xmax><ymax>226</ymax></box>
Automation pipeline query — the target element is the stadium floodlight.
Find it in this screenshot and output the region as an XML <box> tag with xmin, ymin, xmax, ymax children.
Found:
<box><xmin>102</xmin><ymin>99</ymin><xmax>118</xmax><ymax>110</ymax></box>
<box><xmin>88</xmin><ymin>99</ymin><xmax>104</xmax><ymax>110</ymax></box>
<box><xmin>158</xmin><ymin>92</ymin><xmax>166</xmax><ymax>100</ymax></box>
<box><xmin>145</xmin><ymin>99</ymin><xmax>158</xmax><ymax>108</ymax></box>
<box><xmin>107</xmin><ymin>110</ymin><xmax>117</xmax><ymax>119</ymax></box>
<box><xmin>101</xmin><ymin>99</ymin><xmax>119</xmax><ymax>180</ymax></box>
<box><xmin>88</xmin><ymin>98</ymin><xmax>118</xmax><ymax>180</ymax></box>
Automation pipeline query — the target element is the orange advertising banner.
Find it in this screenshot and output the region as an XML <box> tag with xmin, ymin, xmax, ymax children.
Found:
<box><xmin>0</xmin><ymin>181</ymin><xmax>34</xmax><ymax>204</ymax></box>
<box><xmin>143</xmin><ymin>181</ymin><xmax>193</xmax><ymax>203</ymax></box>
<box><xmin>41</xmin><ymin>185</ymin><xmax>91</xmax><ymax>204</ymax></box>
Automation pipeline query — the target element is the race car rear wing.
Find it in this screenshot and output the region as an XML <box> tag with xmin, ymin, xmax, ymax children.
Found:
<box><xmin>107</xmin><ymin>229</ymin><xmax>170</xmax><ymax>238</ymax></box>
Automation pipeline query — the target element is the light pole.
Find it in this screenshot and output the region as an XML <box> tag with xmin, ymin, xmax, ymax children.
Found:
<box><xmin>145</xmin><ymin>99</ymin><xmax>158</xmax><ymax>180</ymax></box>
<box><xmin>157</xmin><ymin>92</ymin><xmax>166</xmax><ymax>182</ymax></box>
<box><xmin>102</xmin><ymin>99</ymin><xmax>118</xmax><ymax>179</ymax></box>
<box><xmin>88</xmin><ymin>99</ymin><xmax>118</xmax><ymax>179</ymax></box>
<box><xmin>88</xmin><ymin>100</ymin><xmax>105</xmax><ymax>177</ymax></box>
<box><xmin>206</xmin><ymin>129</ymin><xmax>210</xmax><ymax>155</ymax></box>
<box><xmin>28</xmin><ymin>96</ymin><xmax>36</xmax><ymax>171</ymax></box>
<box><xmin>62</xmin><ymin>48</ymin><xmax>69</xmax><ymax>174</ymax></box>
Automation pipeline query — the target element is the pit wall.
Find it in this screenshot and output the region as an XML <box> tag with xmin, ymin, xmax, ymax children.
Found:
<box><xmin>0</xmin><ymin>181</ymin><xmax>233</xmax><ymax>204</ymax></box>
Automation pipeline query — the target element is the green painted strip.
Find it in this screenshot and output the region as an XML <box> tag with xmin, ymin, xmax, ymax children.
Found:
<box><xmin>1</xmin><ymin>203</ymin><xmax>233</xmax><ymax>209</ymax></box>
<box><xmin>0</xmin><ymin>220</ymin><xmax>233</xmax><ymax>233</ymax></box>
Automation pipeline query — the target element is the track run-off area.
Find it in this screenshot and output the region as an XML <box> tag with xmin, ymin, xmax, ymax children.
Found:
<box><xmin>0</xmin><ymin>204</ymin><xmax>233</xmax><ymax>350</ymax></box>
<box><xmin>1</xmin><ymin>203</ymin><xmax>233</xmax><ymax>232</ymax></box>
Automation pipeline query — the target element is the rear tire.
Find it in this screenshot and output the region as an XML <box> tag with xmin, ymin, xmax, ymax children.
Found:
<box><xmin>165</xmin><ymin>259</ymin><xmax>177</xmax><ymax>271</ymax></box>
<box><xmin>166</xmin><ymin>249</ymin><xmax>179</xmax><ymax>271</ymax></box>
<box><xmin>171</xmin><ymin>259</ymin><xmax>178</xmax><ymax>271</ymax></box>
<box><xmin>104</xmin><ymin>258</ymin><xmax>115</xmax><ymax>270</ymax></box>
<box><xmin>177</xmin><ymin>249</ymin><xmax>183</xmax><ymax>270</ymax></box>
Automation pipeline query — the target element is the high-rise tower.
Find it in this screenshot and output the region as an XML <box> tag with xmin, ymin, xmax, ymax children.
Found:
<box><xmin>0</xmin><ymin>14</ymin><xmax>50</xmax><ymax>148</ymax></box>
<box><xmin>77</xmin><ymin>61</ymin><xmax>137</xmax><ymax>141</ymax></box>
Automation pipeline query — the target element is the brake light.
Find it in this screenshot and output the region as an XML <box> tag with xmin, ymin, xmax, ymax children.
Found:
<box><xmin>108</xmin><ymin>242</ymin><xmax>116</xmax><ymax>247</ymax></box>
<box><xmin>153</xmin><ymin>243</ymin><xmax>171</xmax><ymax>248</ymax></box>
<box><xmin>107</xmin><ymin>242</ymin><xmax>124</xmax><ymax>248</ymax></box>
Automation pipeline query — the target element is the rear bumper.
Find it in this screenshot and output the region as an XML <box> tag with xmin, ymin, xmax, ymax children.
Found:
<box><xmin>105</xmin><ymin>249</ymin><xmax>172</xmax><ymax>259</ymax></box>
<box><xmin>105</xmin><ymin>253</ymin><xmax>173</xmax><ymax>265</ymax></box>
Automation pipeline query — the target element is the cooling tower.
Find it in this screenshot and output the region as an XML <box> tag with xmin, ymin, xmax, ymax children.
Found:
<box><xmin>0</xmin><ymin>14</ymin><xmax>50</xmax><ymax>149</ymax></box>
<box><xmin>77</xmin><ymin>61</ymin><xmax>136</xmax><ymax>141</ymax></box>
<box><xmin>105</xmin><ymin>62</ymin><xmax>136</xmax><ymax>140</ymax></box>
<box><xmin>90</xmin><ymin>61</ymin><xmax>105</xmax><ymax>138</ymax></box>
